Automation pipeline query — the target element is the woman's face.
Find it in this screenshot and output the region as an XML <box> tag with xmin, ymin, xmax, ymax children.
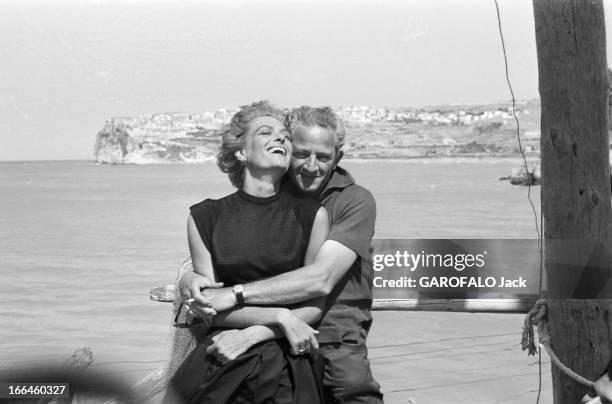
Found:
<box><xmin>241</xmin><ymin>116</ymin><xmax>291</xmax><ymax>173</ymax></box>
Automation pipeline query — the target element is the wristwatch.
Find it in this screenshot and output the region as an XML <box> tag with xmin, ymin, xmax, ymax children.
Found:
<box><xmin>233</xmin><ymin>284</ymin><xmax>245</xmax><ymax>306</ymax></box>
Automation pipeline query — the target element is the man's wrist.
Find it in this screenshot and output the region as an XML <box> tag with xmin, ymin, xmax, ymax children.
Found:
<box><xmin>232</xmin><ymin>284</ymin><xmax>245</xmax><ymax>306</ymax></box>
<box><xmin>242</xmin><ymin>283</ymin><xmax>249</xmax><ymax>304</ymax></box>
<box><xmin>227</xmin><ymin>287</ymin><xmax>238</xmax><ymax>308</ymax></box>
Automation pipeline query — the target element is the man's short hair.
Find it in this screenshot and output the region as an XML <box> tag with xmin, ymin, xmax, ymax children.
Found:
<box><xmin>285</xmin><ymin>106</ymin><xmax>346</xmax><ymax>152</ymax></box>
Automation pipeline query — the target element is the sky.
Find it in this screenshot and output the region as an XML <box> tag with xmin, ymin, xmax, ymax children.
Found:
<box><xmin>0</xmin><ymin>0</ymin><xmax>607</xmax><ymax>161</ymax></box>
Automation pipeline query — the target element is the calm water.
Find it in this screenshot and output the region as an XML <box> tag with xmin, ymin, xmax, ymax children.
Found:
<box><xmin>0</xmin><ymin>159</ymin><xmax>541</xmax><ymax>381</ymax></box>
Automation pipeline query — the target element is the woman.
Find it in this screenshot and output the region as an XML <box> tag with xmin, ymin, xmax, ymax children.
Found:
<box><xmin>166</xmin><ymin>101</ymin><xmax>329</xmax><ymax>404</ymax></box>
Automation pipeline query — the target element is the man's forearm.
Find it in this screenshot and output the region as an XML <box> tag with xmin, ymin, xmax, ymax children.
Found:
<box><xmin>243</xmin><ymin>263</ymin><xmax>330</xmax><ymax>305</ymax></box>
<box><xmin>189</xmin><ymin>241</ymin><xmax>358</xmax><ymax>309</ymax></box>
<box><xmin>243</xmin><ymin>240</ymin><xmax>358</xmax><ymax>305</ymax></box>
<box><xmin>179</xmin><ymin>265</ymin><xmax>322</xmax><ymax>305</ymax></box>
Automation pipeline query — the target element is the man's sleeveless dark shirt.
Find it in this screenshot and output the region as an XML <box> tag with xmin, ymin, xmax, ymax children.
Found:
<box><xmin>189</xmin><ymin>188</ymin><xmax>321</xmax><ymax>285</ymax></box>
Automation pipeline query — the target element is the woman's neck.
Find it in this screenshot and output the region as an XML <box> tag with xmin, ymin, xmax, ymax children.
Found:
<box><xmin>241</xmin><ymin>170</ymin><xmax>283</xmax><ymax>197</ymax></box>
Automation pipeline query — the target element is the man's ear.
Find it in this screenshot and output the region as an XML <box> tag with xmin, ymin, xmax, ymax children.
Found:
<box><xmin>333</xmin><ymin>150</ymin><xmax>344</xmax><ymax>168</ymax></box>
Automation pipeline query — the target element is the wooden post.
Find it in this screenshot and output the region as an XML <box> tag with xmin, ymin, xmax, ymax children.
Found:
<box><xmin>533</xmin><ymin>0</ymin><xmax>612</xmax><ymax>402</ymax></box>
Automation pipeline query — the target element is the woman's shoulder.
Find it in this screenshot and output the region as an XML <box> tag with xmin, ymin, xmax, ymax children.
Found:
<box><xmin>189</xmin><ymin>192</ymin><xmax>239</xmax><ymax>216</ymax></box>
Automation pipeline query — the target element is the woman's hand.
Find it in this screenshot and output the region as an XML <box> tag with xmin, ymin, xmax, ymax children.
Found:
<box><xmin>276</xmin><ymin>309</ymin><xmax>319</xmax><ymax>356</ymax></box>
<box><xmin>205</xmin><ymin>329</ymin><xmax>255</xmax><ymax>364</ymax></box>
<box><xmin>179</xmin><ymin>271</ymin><xmax>223</xmax><ymax>301</ymax></box>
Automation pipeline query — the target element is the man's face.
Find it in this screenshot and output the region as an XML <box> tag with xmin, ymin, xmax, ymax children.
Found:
<box><xmin>289</xmin><ymin>124</ymin><xmax>338</xmax><ymax>195</ymax></box>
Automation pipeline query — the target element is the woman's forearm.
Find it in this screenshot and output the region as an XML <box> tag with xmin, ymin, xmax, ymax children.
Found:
<box><xmin>285</xmin><ymin>304</ymin><xmax>323</xmax><ymax>324</ymax></box>
<box><xmin>244</xmin><ymin>325</ymin><xmax>283</xmax><ymax>343</ymax></box>
<box><xmin>213</xmin><ymin>304</ymin><xmax>322</xmax><ymax>357</ymax></box>
<box><xmin>212</xmin><ymin>303</ymin><xmax>321</xmax><ymax>329</ymax></box>
<box><xmin>213</xmin><ymin>306</ymin><xmax>287</xmax><ymax>329</ymax></box>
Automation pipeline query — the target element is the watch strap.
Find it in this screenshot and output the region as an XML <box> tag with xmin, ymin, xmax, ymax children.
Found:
<box><xmin>233</xmin><ymin>284</ymin><xmax>245</xmax><ymax>306</ymax></box>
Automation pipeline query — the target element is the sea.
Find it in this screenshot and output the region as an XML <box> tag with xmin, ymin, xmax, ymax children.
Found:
<box><xmin>0</xmin><ymin>159</ymin><xmax>542</xmax><ymax>384</ymax></box>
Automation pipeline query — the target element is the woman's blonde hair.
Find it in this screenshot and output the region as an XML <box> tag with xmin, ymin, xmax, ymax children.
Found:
<box><xmin>216</xmin><ymin>101</ymin><xmax>284</xmax><ymax>188</ymax></box>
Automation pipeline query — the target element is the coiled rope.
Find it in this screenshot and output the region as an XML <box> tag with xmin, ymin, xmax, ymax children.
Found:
<box><xmin>521</xmin><ymin>298</ymin><xmax>596</xmax><ymax>389</ymax></box>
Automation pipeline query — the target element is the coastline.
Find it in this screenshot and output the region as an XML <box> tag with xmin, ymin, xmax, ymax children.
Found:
<box><xmin>1</xmin><ymin>155</ymin><xmax>540</xmax><ymax>165</ymax></box>
<box><xmin>92</xmin><ymin>101</ymin><xmax>542</xmax><ymax>165</ymax></box>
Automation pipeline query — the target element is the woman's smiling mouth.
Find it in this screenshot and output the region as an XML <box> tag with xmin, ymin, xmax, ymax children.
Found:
<box><xmin>266</xmin><ymin>145</ymin><xmax>287</xmax><ymax>155</ymax></box>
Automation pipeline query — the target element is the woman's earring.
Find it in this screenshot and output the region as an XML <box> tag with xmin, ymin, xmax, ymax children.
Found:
<box><xmin>235</xmin><ymin>151</ymin><xmax>247</xmax><ymax>165</ymax></box>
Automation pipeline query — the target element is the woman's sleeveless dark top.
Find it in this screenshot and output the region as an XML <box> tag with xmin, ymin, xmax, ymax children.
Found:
<box><xmin>189</xmin><ymin>188</ymin><xmax>320</xmax><ymax>284</ymax></box>
<box><xmin>169</xmin><ymin>188</ymin><xmax>323</xmax><ymax>404</ymax></box>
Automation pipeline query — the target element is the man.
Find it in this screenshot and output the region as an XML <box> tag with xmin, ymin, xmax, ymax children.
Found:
<box><xmin>182</xmin><ymin>106</ymin><xmax>383</xmax><ymax>404</ymax></box>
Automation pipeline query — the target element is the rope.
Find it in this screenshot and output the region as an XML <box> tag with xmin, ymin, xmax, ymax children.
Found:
<box><xmin>521</xmin><ymin>299</ymin><xmax>596</xmax><ymax>389</ymax></box>
<box><xmin>492</xmin><ymin>0</ymin><xmax>542</xmax><ymax>250</ymax></box>
<box><xmin>492</xmin><ymin>1</ymin><xmax>546</xmax><ymax>401</ymax></box>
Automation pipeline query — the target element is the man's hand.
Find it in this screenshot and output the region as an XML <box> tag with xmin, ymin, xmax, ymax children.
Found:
<box><xmin>184</xmin><ymin>285</ymin><xmax>237</xmax><ymax>316</ymax></box>
<box><xmin>179</xmin><ymin>272</ymin><xmax>224</xmax><ymax>320</ymax></box>
<box><xmin>200</xmin><ymin>287</ymin><xmax>237</xmax><ymax>312</ymax></box>
<box><xmin>276</xmin><ymin>309</ymin><xmax>319</xmax><ymax>356</ymax></box>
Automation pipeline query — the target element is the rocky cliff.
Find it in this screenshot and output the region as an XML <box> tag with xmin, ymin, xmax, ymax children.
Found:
<box><xmin>94</xmin><ymin>101</ymin><xmax>542</xmax><ymax>164</ymax></box>
<box><xmin>94</xmin><ymin>111</ymin><xmax>232</xmax><ymax>164</ymax></box>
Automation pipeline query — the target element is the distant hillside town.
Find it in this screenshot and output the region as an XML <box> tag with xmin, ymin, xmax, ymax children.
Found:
<box><xmin>335</xmin><ymin>104</ymin><xmax>529</xmax><ymax>125</ymax></box>
<box><xmin>94</xmin><ymin>100</ymin><xmax>541</xmax><ymax>164</ymax></box>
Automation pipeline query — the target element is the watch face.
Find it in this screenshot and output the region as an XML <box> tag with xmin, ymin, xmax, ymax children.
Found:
<box><xmin>233</xmin><ymin>284</ymin><xmax>245</xmax><ymax>305</ymax></box>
